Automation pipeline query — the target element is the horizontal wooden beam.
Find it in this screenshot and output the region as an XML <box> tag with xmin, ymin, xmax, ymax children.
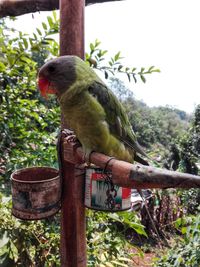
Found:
<box><xmin>63</xmin><ymin>140</ymin><xmax>200</xmax><ymax>189</ymax></box>
<box><xmin>0</xmin><ymin>0</ymin><xmax>124</xmax><ymax>18</ymax></box>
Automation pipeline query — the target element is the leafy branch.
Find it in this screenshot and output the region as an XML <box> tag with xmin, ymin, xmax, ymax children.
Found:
<box><xmin>86</xmin><ymin>39</ymin><xmax>160</xmax><ymax>83</ymax></box>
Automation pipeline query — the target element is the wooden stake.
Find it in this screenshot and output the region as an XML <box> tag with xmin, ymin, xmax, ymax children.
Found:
<box><xmin>59</xmin><ymin>0</ymin><xmax>86</xmax><ymax>266</ymax></box>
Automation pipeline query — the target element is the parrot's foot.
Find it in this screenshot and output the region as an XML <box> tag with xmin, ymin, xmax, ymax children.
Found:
<box><xmin>61</xmin><ymin>129</ymin><xmax>78</xmax><ymax>144</ymax></box>
<box><xmin>82</xmin><ymin>150</ymin><xmax>94</xmax><ymax>166</ymax></box>
<box><xmin>83</xmin><ymin>152</ymin><xmax>91</xmax><ymax>166</ymax></box>
<box><xmin>62</xmin><ymin>129</ymin><xmax>74</xmax><ymax>137</ymax></box>
<box><xmin>65</xmin><ymin>134</ymin><xmax>77</xmax><ymax>144</ymax></box>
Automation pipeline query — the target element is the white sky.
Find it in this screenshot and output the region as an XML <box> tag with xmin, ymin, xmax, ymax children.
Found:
<box><xmin>9</xmin><ymin>0</ymin><xmax>200</xmax><ymax>113</ymax></box>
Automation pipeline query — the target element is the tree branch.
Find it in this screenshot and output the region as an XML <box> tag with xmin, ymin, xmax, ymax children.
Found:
<box><xmin>63</xmin><ymin>139</ymin><xmax>200</xmax><ymax>189</ymax></box>
<box><xmin>0</xmin><ymin>0</ymin><xmax>124</xmax><ymax>18</ymax></box>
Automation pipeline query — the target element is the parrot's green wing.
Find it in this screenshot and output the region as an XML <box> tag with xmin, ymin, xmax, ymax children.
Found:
<box><xmin>88</xmin><ymin>81</ymin><xmax>148</xmax><ymax>159</ymax></box>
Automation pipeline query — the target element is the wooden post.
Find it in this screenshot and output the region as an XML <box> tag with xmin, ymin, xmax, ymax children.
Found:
<box><xmin>60</xmin><ymin>0</ymin><xmax>85</xmax><ymax>58</ymax></box>
<box><xmin>59</xmin><ymin>0</ymin><xmax>86</xmax><ymax>266</ymax></box>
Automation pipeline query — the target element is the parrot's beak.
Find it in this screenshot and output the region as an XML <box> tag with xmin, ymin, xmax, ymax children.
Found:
<box><xmin>38</xmin><ymin>77</ymin><xmax>57</xmax><ymax>99</ymax></box>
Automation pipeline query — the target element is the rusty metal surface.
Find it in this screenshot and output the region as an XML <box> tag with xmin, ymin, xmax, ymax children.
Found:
<box><xmin>11</xmin><ymin>167</ymin><xmax>61</xmax><ymax>220</ymax></box>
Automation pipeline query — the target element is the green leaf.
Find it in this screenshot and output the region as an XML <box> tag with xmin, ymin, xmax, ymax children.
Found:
<box><xmin>108</xmin><ymin>213</ymin><xmax>121</xmax><ymax>222</ymax></box>
<box><xmin>44</xmin><ymin>38</ymin><xmax>55</xmax><ymax>41</ymax></box>
<box><xmin>19</xmin><ymin>42</ymin><xmax>23</xmax><ymax>51</ymax></box>
<box><xmin>140</xmin><ymin>74</ymin><xmax>146</xmax><ymax>83</ymax></box>
<box><xmin>101</xmin><ymin>50</ymin><xmax>108</xmax><ymax>56</ymax></box>
<box><xmin>108</xmin><ymin>61</ymin><xmax>113</xmax><ymax>67</ymax></box>
<box><xmin>175</xmin><ymin>218</ymin><xmax>182</xmax><ymax>228</ymax></box>
<box><xmin>52</xmin><ymin>10</ymin><xmax>57</xmax><ymax>21</ymax></box>
<box><xmin>148</xmin><ymin>65</ymin><xmax>155</xmax><ymax>72</ymax></box>
<box><xmin>133</xmin><ymin>74</ymin><xmax>137</xmax><ymax>83</ymax></box>
<box><xmin>118</xmin><ymin>65</ymin><xmax>123</xmax><ymax>71</ymax></box>
<box><xmin>41</xmin><ymin>41</ymin><xmax>49</xmax><ymax>45</ymax></box>
<box><xmin>110</xmin><ymin>261</ymin><xmax>127</xmax><ymax>266</ymax></box>
<box><xmin>140</xmin><ymin>67</ymin><xmax>145</xmax><ymax>73</ymax></box>
<box><xmin>133</xmin><ymin>225</ymin><xmax>147</xmax><ymax>237</ymax></box>
<box><xmin>20</xmin><ymin>56</ymin><xmax>32</xmax><ymax>64</ymax></box>
<box><xmin>47</xmin><ymin>16</ymin><xmax>53</xmax><ymax>27</ymax></box>
<box><xmin>181</xmin><ymin>226</ymin><xmax>187</xmax><ymax>234</ymax></box>
<box><xmin>0</xmin><ymin>62</ymin><xmax>5</xmax><ymax>71</ymax></box>
<box><xmin>42</xmin><ymin>22</ymin><xmax>47</xmax><ymax>30</ymax></box>
<box><xmin>127</xmin><ymin>73</ymin><xmax>131</xmax><ymax>82</ymax></box>
<box><xmin>118</xmin><ymin>257</ymin><xmax>132</xmax><ymax>262</ymax></box>
<box><xmin>90</xmin><ymin>43</ymin><xmax>94</xmax><ymax>52</ymax></box>
<box><xmin>22</xmin><ymin>38</ymin><xmax>28</xmax><ymax>49</ymax></box>
<box><xmin>36</xmin><ymin>28</ymin><xmax>42</xmax><ymax>36</ymax></box>
<box><xmin>131</xmin><ymin>67</ymin><xmax>137</xmax><ymax>72</ymax></box>
<box><xmin>114</xmin><ymin>51</ymin><xmax>121</xmax><ymax>61</ymax></box>
<box><xmin>85</xmin><ymin>52</ymin><xmax>90</xmax><ymax>60</ymax></box>
<box><xmin>33</xmin><ymin>33</ymin><xmax>37</xmax><ymax>40</ymax></box>
<box><xmin>152</xmin><ymin>68</ymin><xmax>161</xmax><ymax>73</ymax></box>
<box><xmin>95</xmin><ymin>39</ymin><xmax>101</xmax><ymax>47</ymax></box>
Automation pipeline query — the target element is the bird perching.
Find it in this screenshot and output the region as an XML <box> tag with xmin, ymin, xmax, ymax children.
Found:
<box><xmin>38</xmin><ymin>55</ymin><xmax>148</xmax><ymax>165</ymax></box>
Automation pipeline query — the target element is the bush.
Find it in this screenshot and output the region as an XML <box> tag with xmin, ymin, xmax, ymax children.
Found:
<box><xmin>155</xmin><ymin>215</ymin><xmax>200</xmax><ymax>267</ymax></box>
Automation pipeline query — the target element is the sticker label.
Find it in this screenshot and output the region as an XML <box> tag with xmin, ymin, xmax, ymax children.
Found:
<box><xmin>85</xmin><ymin>168</ymin><xmax>131</xmax><ymax>211</ymax></box>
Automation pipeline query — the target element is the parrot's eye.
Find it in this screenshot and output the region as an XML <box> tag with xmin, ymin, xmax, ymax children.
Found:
<box><xmin>48</xmin><ymin>64</ymin><xmax>56</xmax><ymax>73</ymax></box>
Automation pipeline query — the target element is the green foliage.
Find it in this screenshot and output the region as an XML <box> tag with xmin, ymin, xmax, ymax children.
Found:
<box><xmin>29</xmin><ymin>11</ymin><xmax>59</xmax><ymax>65</ymax></box>
<box><xmin>0</xmin><ymin>15</ymin><xmax>60</xmax><ymax>185</ymax></box>
<box><xmin>0</xmin><ymin>196</ymin><xmax>146</xmax><ymax>266</ymax></box>
<box><xmin>179</xmin><ymin>188</ymin><xmax>200</xmax><ymax>215</ymax></box>
<box><xmin>122</xmin><ymin>97</ymin><xmax>189</xmax><ymax>156</ymax></box>
<box><xmin>155</xmin><ymin>215</ymin><xmax>200</xmax><ymax>267</ymax></box>
<box><xmin>177</xmin><ymin>104</ymin><xmax>200</xmax><ymax>175</ymax></box>
<box><xmin>87</xmin><ymin>210</ymin><xmax>145</xmax><ymax>266</ymax></box>
<box><xmin>86</xmin><ymin>39</ymin><xmax>160</xmax><ymax>82</ymax></box>
<box><xmin>108</xmin><ymin>77</ymin><xmax>134</xmax><ymax>101</ymax></box>
<box><xmin>0</xmin><ymin>195</ymin><xmax>60</xmax><ymax>266</ymax></box>
<box><xmin>109</xmin><ymin>80</ymin><xmax>200</xmax><ymax>266</ymax></box>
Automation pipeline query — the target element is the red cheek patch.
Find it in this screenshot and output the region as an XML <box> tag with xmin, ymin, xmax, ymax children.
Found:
<box><xmin>38</xmin><ymin>78</ymin><xmax>57</xmax><ymax>99</ymax></box>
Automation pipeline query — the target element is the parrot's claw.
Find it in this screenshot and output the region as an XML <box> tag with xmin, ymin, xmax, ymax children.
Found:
<box><xmin>61</xmin><ymin>129</ymin><xmax>74</xmax><ymax>137</ymax></box>
<box><xmin>82</xmin><ymin>150</ymin><xmax>94</xmax><ymax>166</ymax></box>
<box><xmin>83</xmin><ymin>152</ymin><xmax>90</xmax><ymax>166</ymax></box>
<box><xmin>65</xmin><ymin>134</ymin><xmax>77</xmax><ymax>144</ymax></box>
<box><xmin>61</xmin><ymin>129</ymin><xmax>77</xmax><ymax>143</ymax></box>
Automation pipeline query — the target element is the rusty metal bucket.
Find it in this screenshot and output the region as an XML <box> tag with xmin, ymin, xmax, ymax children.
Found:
<box><xmin>11</xmin><ymin>167</ymin><xmax>61</xmax><ymax>220</ymax></box>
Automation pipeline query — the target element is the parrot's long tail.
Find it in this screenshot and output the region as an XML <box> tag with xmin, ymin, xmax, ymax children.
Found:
<box><xmin>134</xmin><ymin>154</ymin><xmax>149</xmax><ymax>166</ymax></box>
<box><xmin>122</xmin><ymin>139</ymin><xmax>150</xmax><ymax>159</ymax></box>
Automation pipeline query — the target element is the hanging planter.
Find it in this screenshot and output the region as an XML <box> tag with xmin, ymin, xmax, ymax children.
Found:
<box><xmin>85</xmin><ymin>166</ymin><xmax>131</xmax><ymax>211</ymax></box>
<box><xmin>11</xmin><ymin>167</ymin><xmax>61</xmax><ymax>220</ymax></box>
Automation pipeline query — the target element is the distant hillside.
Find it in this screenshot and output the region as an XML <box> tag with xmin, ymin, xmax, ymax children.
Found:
<box><xmin>109</xmin><ymin>77</ymin><xmax>191</xmax><ymax>157</ymax></box>
<box><xmin>124</xmin><ymin>98</ymin><xmax>190</xmax><ymax>150</ymax></box>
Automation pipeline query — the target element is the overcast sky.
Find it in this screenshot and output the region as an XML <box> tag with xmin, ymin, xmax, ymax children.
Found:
<box><xmin>11</xmin><ymin>0</ymin><xmax>200</xmax><ymax>113</ymax></box>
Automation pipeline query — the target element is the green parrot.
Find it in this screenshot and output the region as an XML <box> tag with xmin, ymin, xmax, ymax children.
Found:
<box><xmin>38</xmin><ymin>55</ymin><xmax>148</xmax><ymax>164</ymax></box>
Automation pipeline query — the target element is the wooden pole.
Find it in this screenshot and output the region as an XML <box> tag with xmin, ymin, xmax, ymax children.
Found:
<box><xmin>60</xmin><ymin>0</ymin><xmax>85</xmax><ymax>58</ymax></box>
<box><xmin>59</xmin><ymin>1</ymin><xmax>86</xmax><ymax>266</ymax></box>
